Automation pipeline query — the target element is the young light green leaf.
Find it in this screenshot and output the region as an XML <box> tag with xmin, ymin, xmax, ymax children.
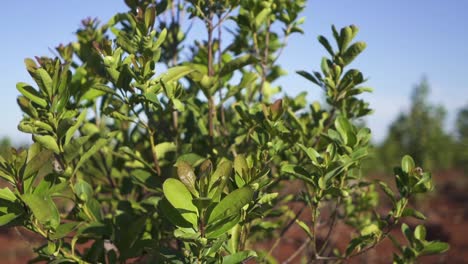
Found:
<box><xmin>414</xmin><ymin>225</ymin><xmax>426</xmax><ymax>241</ymax></box>
<box><xmin>254</xmin><ymin>8</ymin><xmax>271</xmax><ymax>29</ymax></box>
<box><xmin>0</xmin><ymin>187</ymin><xmax>17</xmax><ymax>202</ymax></box>
<box><xmin>34</xmin><ymin>135</ymin><xmax>60</xmax><ymax>154</ymax></box>
<box><xmin>401</xmin><ymin>155</ymin><xmax>415</xmax><ymax>174</ymax></box>
<box><xmin>155</xmin><ymin>142</ymin><xmax>177</xmax><ymax>160</ymax></box>
<box><xmin>158</xmin><ymin>65</ymin><xmax>194</xmax><ymax>84</ymax></box>
<box><xmin>16</xmin><ymin>82</ymin><xmax>47</xmax><ymax>108</ymax></box>
<box><xmin>219</xmin><ymin>55</ymin><xmax>257</xmax><ymax>77</ymax></box>
<box><xmin>296</xmin><ymin>219</ymin><xmax>313</xmax><ymax>239</ymax></box>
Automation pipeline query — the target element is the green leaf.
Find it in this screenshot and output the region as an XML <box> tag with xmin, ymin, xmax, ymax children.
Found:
<box><xmin>0</xmin><ymin>187</ymin><xmax>17</xmax><ymax>202</ymax></box>
<box><xmin>209</xmin><ymin>160</ymin><xmax>232</xmax><ymax>190</ymax></box>
<box><xmin>0</xmin><ymin>213</ymin><xmax>21</xmax><ymax>226</ymax></box>
<box><xmin>414</xmin><ymin>225</ymin><xmax>426</xmax><ymax>241</ymax></box>
<box><xmin>22</xmin><ymin>193</ymin><xmax>60</xmax><ymax>229</ymax></box>
<box><xmin>341</xmin><ymin>42</ymin><xmax>366</xmax><ymax>66</ymax></box>
<box><xmin>84</xmin><ymin>198</ymin><xmax>102</xmax><ymax>222</ymax></box>
<box><xmin>401</xmin><ymin>155</ymin><xmax>415</xmax><ymax>174</ymax></box>
<box><xmin>318</xmin><ymin>35</ymin><xmax>334</xmax><ymax>56</ymax></box>
<box><xmin>16</xmin><ymin>82</ymin><xmax>47</xmax><ymax>107</ymax></box>
<box><xmin>89</xmin><ymin>84</ymin><xmax>117</xmax><ymax>96</ymax></box>
<box><xmin>158</xmin><ymin>65</ymin><xmax>194</xmax><ymax>84</ymax></box>
<box><xmin>206</xmin><ymin>214</ymin><xmax>240</xmax><ymax>239</ymax></box>
<box><xmin>254</xmin><ymin>8</ymin><xmax>271</xmax><ymax>29</ymax></box>
<box><xmin>74</xmin><ymin>180</ymin><xmax>94</xmax><ymax>202</ymax></box>
<box><xmin>378</xmin><ymin>181</ymin><xmax>396</xmax><ymax>204</ymax></box>
<box><xmin>281</xmin><ymin>164</ymin><xmax>314</xmax><ymax>185</ymax></box>
<box><xmin>361</xmin><ymin>223</ymin><xmax>380</xmax><ymax>236</ymax></box>
<box><xmin>172</xmin><ymin>99</ymin><xmax>185</xmax><ymax>111</ymax></box>
<box><xmin>421</xmin><ymin>241</ymin><xmax>449</xmax><ymax>255</ymax></box>
<box><xmin>233</xmin><ymin>155</ymin><xmax>249</xmax><ymax>182</ymax></box>
<box><xmin>219</xmin><ymin>55</ymin><xmax>257</xmax><ymax>77</ymax></box>
<box><xmin>295</xmin><ymin>219</ymin><xmax>313</xmax><ymax>239</ymax></box>
<box><xmin>346</xmin><ymin>235</ymin><xmax>373</xmax><ymax>256</ymax></box>
<box><xmin>34</xmin><ymin>135</ymin><xmax>60</xmax><ymax>154</ymax></box>
<box><xmin>207</xmin><ymin>186</ymin><xmax>253</xmax><ymax>224</ymax></box>
<box><xmin>154</xmin><ymin>28</ymin><xmax>167</xmax><ymax>49</ymax></box>
<box><xmin>23</xmin><ymin>149</ymin><xmax>53</xmax><ymax>180</ymax></box>
<box><xmin>297</xmin><ymin>143</ymin><xmax>320</xmax><ymax>164</ymax></box>
<box><xmin>176</xmin><ymin>153</ymin><xmax>206</xmax><ymax>167</ymax></box>
<box><xmin>65</xmin><ymin>109</ymin><xmax>87</xmax><ymax>146</ymax></box>
<box><xmin>73</xmin><ymin>137</ymin><xmax>109</xmax><ymax>174</ymax></box>
<box><xmin>401</xmin><ymin>208</ymin><xmax>426</xmax><ymax>220</ymax></box>
<box><xmin>335</xmin><ymin>116</ymin><xmax>353</xmax><ymax>145</ymax></box>
<box><xmin>155</xmin><ymin>142</ymin><xmax>176</xmax><ymax>160</ymax></box>
<box><xmin>37</xmin><ymin>68</ymin><xmax>53</xmax><ymax>95</ymax></box>
<box><xmin>297</xmin><ymin>70</ymin><xmax>321</xmax><ymax>86</ymax></box>
<box><xmin>50</xmin><ymin>222</ymin><xmax>79</xmax><ymax>240</ymax></box>
<box><xmin>159</xmin><ymin>198</ymin><xmax>193</xmax><ymax>228</ymax></box>
<box><xmin>401</xmin><ymin>223</ymin><xmax>413</xmax><ymax>246</ymax></box>
<box><xmin>223</xmin><ymin>250</ymin><xmax>257</xmax><ymax>264</ymax></box>
<box><xmin>162</xmin><ymin>178</ymin><xmax>198</xmax><ymax>227</ymax></box>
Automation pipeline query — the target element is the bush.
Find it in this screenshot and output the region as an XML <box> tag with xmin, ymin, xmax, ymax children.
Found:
<box><xmin>0</xmin><ymin>1</ymin><xmax>448</xmax><ymax>263</ymax></box>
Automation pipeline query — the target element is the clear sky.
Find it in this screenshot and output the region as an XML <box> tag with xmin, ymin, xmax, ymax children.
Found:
<box><xmin>1</xmin><ymin>1</ymin><xmax>467</xmax><ymax>144</ymax></box>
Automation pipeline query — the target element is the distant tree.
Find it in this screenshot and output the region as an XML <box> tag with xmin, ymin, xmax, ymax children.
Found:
<box><xmin>378</xmin><ymin>77</ymin><xmax>454</xmax><ymax>171</ymax></box>
<box><xmin>456</xmin><ymin>105</ymin><xmax>468</xmax><ymax>140</ymax></box>
<box><xmin>455</xmin><ymin>105</ymin><xmax>468</xmax><ymax>172</ymax></box>
<box><xmin>0</xmin><ymin>137</ymin><xmax>11</xmax><ymax>156</ymax></box>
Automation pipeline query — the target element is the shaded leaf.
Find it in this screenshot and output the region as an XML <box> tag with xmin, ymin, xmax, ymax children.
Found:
<box><xmin>22</xmin><ymin>193</ymin><xmax>60</xmax><ymax>229</ymax></box>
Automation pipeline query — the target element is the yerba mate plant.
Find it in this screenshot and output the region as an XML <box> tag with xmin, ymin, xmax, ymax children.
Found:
<box><xmin>0</xmin><ymin>0</ymin><xmax>448</xmax><ymax>263</ymax></box>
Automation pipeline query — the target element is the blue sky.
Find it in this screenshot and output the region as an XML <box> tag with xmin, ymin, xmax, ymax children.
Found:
<box><xmin>1</xmin><ymin>1</ymin><xmax>467</xmax><ymax>144</ymax></box>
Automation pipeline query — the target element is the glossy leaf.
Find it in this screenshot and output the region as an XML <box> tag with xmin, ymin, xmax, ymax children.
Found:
<box><xmin>163</xmin><ymin>178</ymin><xmax>198</xmax><ymax>227</ymax></box>
<box><xmin>207</xmin><ymin>186</ymin><xmax>253</xmax><ymax>224</ymax></box>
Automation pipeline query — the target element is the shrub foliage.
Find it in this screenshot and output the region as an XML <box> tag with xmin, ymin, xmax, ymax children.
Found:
<box><xmin>0</xmin><ymin>0</ymin><xmax>448</xmax><ymax>263</ymax></box>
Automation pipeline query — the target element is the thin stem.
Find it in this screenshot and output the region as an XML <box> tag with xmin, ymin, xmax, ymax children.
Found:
<box><xmin>259</xmin><ymin>18</ymin><xmax>271</xmax><ymax>102</ymax></box>
<box><xmin>207</xmin><ymin>12</ymin><xmax>216</xmax><ymax>142</ymax></box>
<box><xmin>283</xmin><ymin>237</ymin><xmax>311</xmax><ymax>264</ymax></box>
<box><xmin>267</xmin><ymin>203</ymin><xmax>307</xmax><ymax>257</ymax></box>
<box><xmin>148</xmin><ymin>129</ymin><xmax>161</xmax><ymax>175</ymax></box>
<box><xmin>318</xmin><ymin>198</ymin><xmax>341</xmax><ymax>255</ymax></box>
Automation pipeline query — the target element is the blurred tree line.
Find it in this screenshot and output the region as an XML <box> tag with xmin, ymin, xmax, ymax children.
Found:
<box><xmin>375</xmin><ymin>77</ymin><xmax>468</xmax><ymax>174</ymax></box>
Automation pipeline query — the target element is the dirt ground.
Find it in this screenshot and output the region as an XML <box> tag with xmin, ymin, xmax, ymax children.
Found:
<box><xmin>0</xmin><ymin>170</ymin><xmax>466</xmax><ymax>263</ymax></box>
